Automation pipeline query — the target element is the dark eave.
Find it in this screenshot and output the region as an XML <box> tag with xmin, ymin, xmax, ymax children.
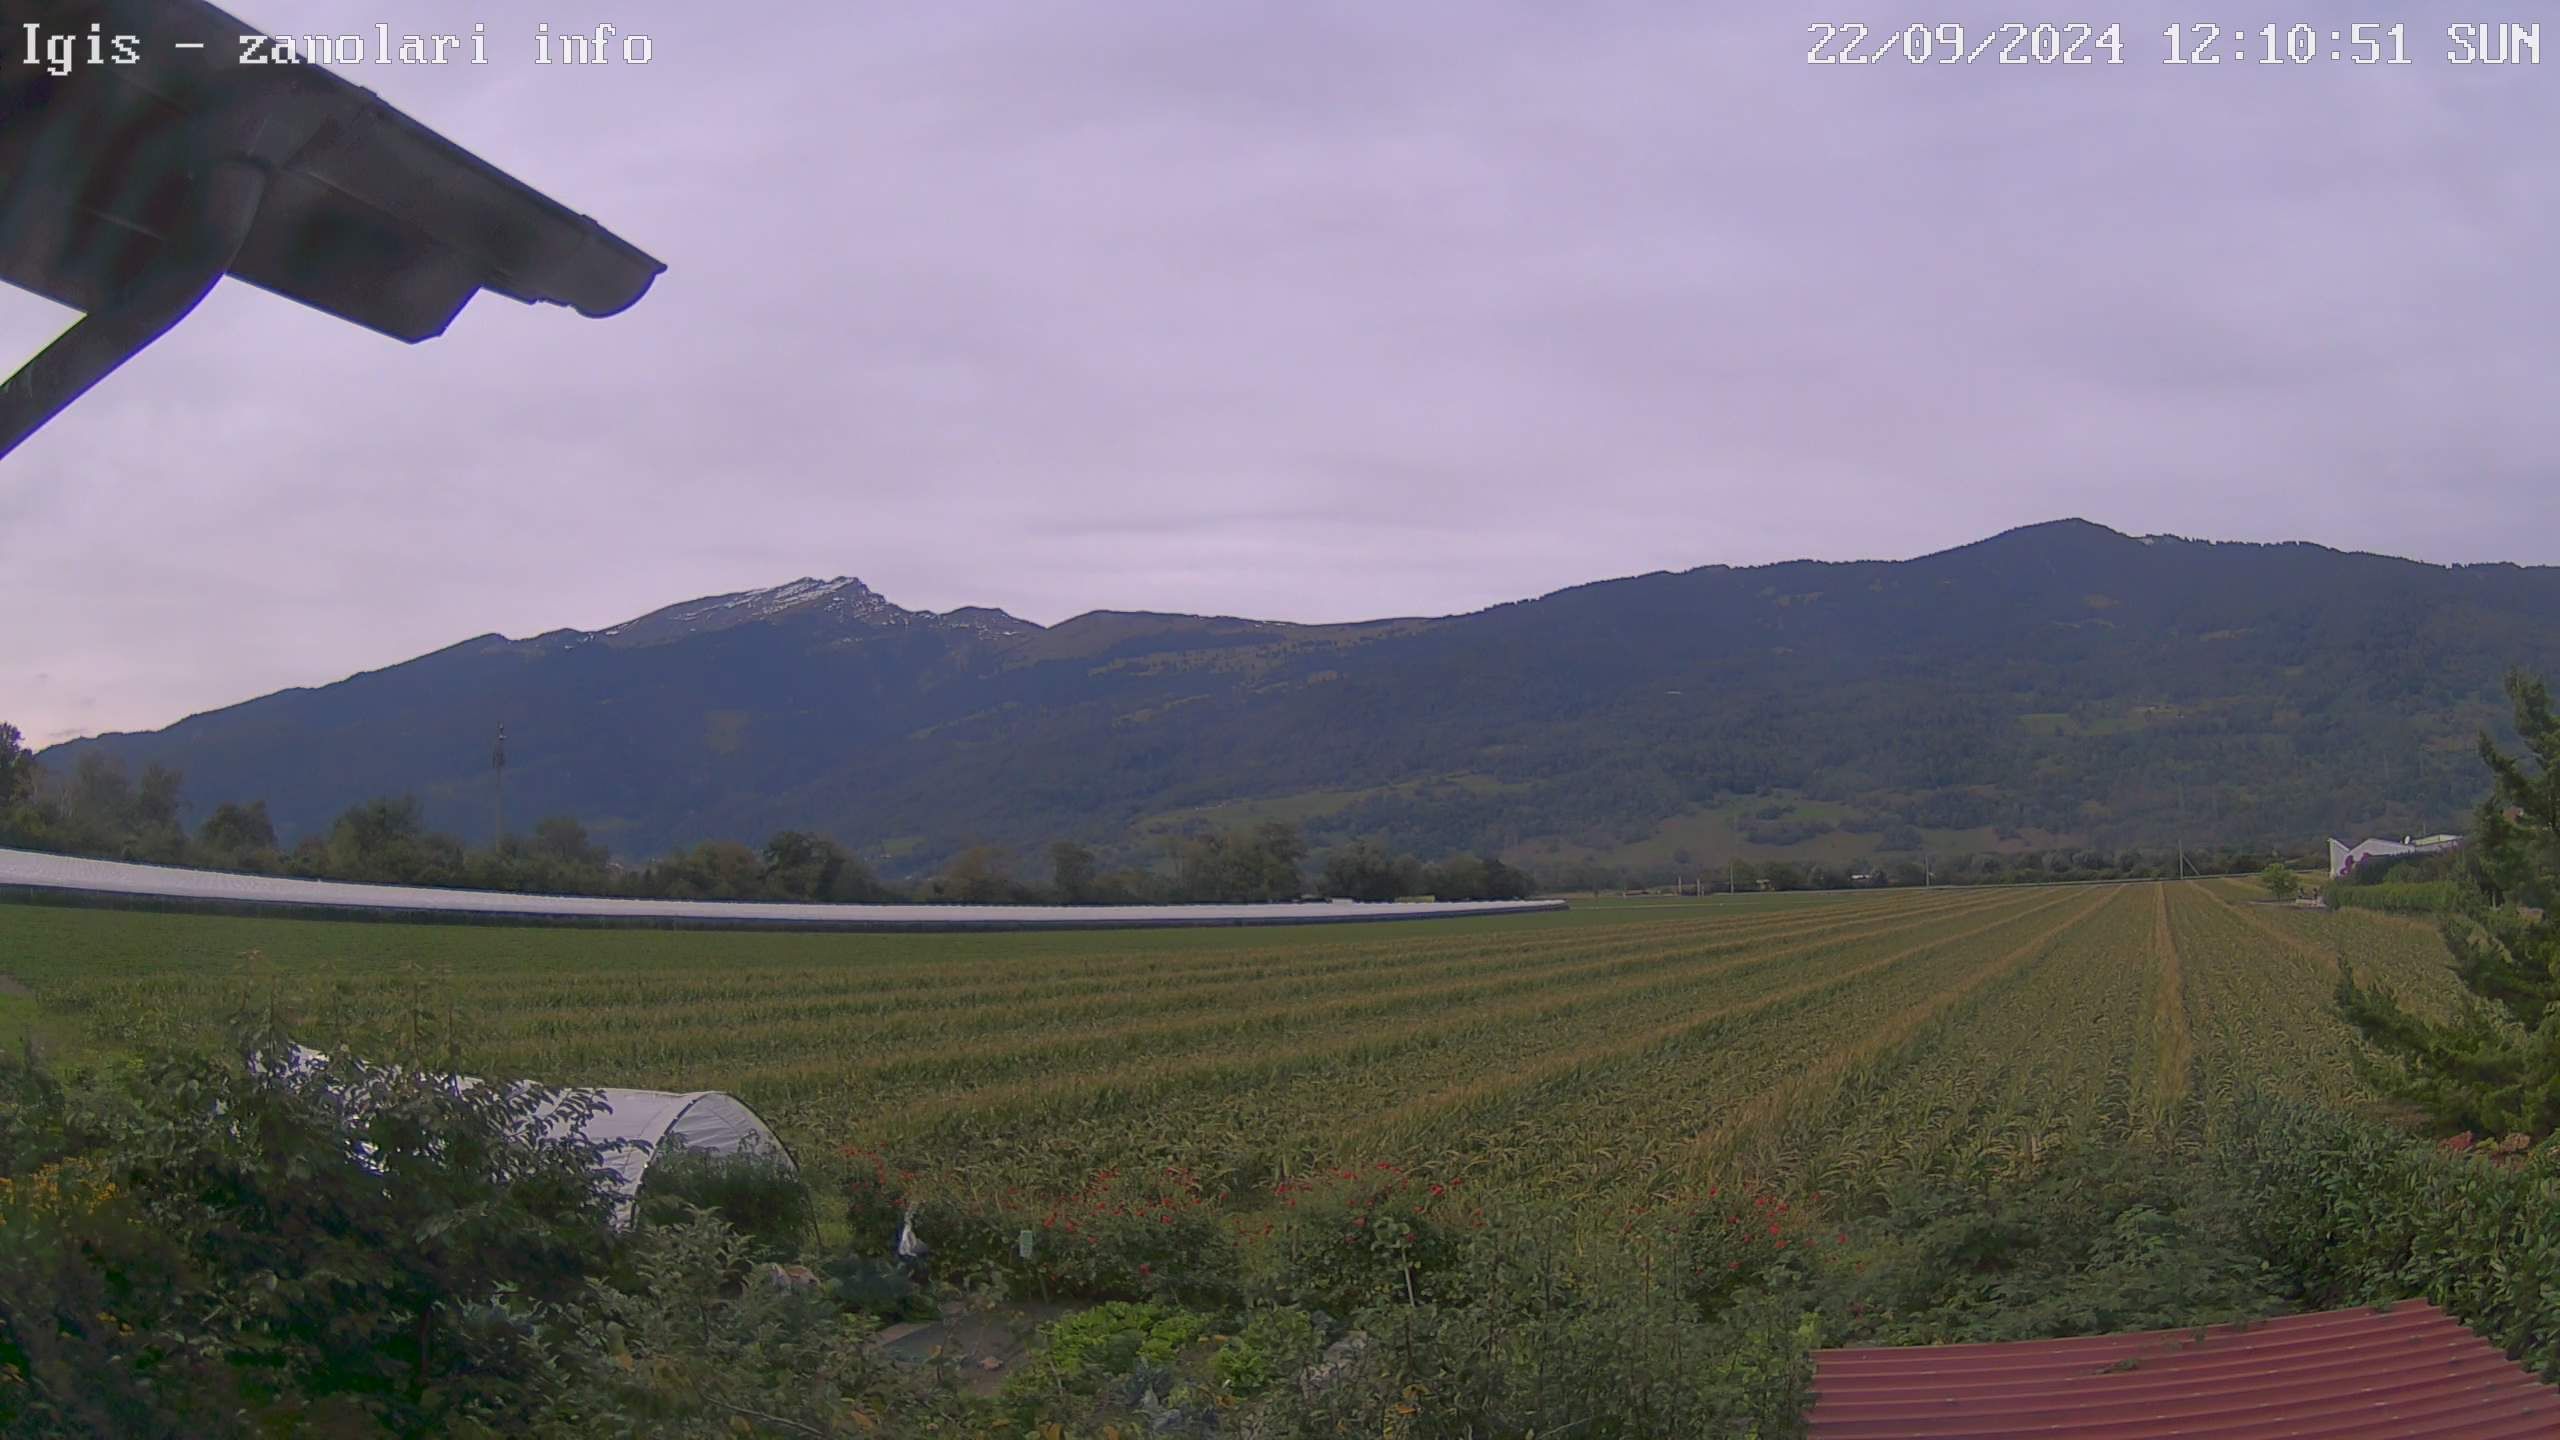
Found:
<box><xmin>1</xmin><ymin>0</ymin><xmax>664</xmax><ymax>341</ymax></box>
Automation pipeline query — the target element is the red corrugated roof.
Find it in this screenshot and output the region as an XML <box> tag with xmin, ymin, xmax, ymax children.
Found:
<box><xmin>1808</xmin><ymin>1301</ymin><xmax>2560</xmax><ymax>1439</ymax></box>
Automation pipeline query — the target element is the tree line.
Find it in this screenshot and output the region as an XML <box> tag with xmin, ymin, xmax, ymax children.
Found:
<box><xmin>0</xmin><ymin>724</ymin><xmax>1536</xmax><ymax>905</ymax></box>
<box><xmin>0</xmin><ymin>720</ymin><xmax>2304</xmax><ymax>908</ymax></box>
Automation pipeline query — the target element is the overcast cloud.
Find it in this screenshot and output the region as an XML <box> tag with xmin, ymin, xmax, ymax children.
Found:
<box><xmin>6</xmin><ymin>2</ymin><xmax>2556</xmax><ymax>744</ymax></box>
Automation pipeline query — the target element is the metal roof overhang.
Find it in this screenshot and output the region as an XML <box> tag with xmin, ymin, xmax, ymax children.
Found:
<box><xmin>0</xmin><ymin>0</ymin><xmax>664</xmax><ymax>459</ymax></box>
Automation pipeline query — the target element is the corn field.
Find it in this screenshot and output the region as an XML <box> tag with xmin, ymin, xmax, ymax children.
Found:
<box><xmin>0</xmin><ymin>882</ymin><xmax>2473</xmax><ymax>1216</ymax></box>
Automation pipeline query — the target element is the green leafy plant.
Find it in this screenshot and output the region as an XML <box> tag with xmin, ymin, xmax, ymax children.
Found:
<box><xmin>2340</xmin><ymin>668</ymin><xmax>2560</xmax><ymax>1139</ymax></box>
<box><xmin>1268</xmin><ymin>1164</ymin><xmax>1469</xmax><ymax>1315</ymax></box>
<box><xmin>1035</xmin><ymin>1301</ymin><xmax>1212</xmax><ymax>1387</ymax></box>
<box><xmin>1210</xmin><ymin>1306</ymin><xmax>1321</xmax><ymax>1397</ymax></box>
<box><xmin>632</xmin><ymin>1141</ymin><xmax>813</xmax><ymax>1261</ymax></box>
<box><xmin>2215</xmin><ymin>1090</ymin><xmax>2560</xmax><ymax>1378</ymax></box>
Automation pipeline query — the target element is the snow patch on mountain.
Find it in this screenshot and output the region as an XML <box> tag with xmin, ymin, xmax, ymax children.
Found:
<box><xmin>590</xmin><ymin>577</ymin><xmax>911</xmax><ymax>648</ymax></box>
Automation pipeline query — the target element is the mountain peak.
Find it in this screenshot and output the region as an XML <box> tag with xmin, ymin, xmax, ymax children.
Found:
<box><xmin>932</xmin><ymin>605</ymin><xmax>1043</xmax><ymax>640</ymax></box>
<box><xmin>596</xmin><ymin>575</ymin><xmax>906</xmax><ymax>648</ymax></box>
<box><xmin>1907</xmin><ymin>518</ymin><xmax>2142</xmax><ymax>568</ymax></box>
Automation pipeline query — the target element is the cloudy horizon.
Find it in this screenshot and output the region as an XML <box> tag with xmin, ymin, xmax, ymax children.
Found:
<box><xmin>8</xmin><ymin>1</ymin><xmax>2557</xmax><ymax>746</ymax></box>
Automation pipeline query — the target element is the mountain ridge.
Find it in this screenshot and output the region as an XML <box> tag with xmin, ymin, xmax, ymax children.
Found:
<box><xmin>40</xmin><ymin>518</ymin><xmax>2560</xmax><ymax>874</ymax></box>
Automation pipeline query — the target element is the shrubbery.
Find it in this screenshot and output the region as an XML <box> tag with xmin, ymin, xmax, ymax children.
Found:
<box><xmin>1262</xmin><ymin>1164</ymin><xmax>1473</xmax><ymax>1314</ymax></box>
<box><xmin>2215</xmin><ymin>1091</ymin><xmax>2560</xmax><ymax>1377</ymax></box>
<box><xmin>632</xmin><ymin>1141</ymin><xmax>816</xmax><ymax>1260</ymax></box>
<box><xmin>845</xmin><ymin>1149</ymin><xmax>1246</xmax><ymax>1307</ymax></box>
<box><xmin>15</xmin><ymin>1020</ymin><xmax>2560</xmax><ymax>1437</ymax></box>
<box><xmin>0</xmin><ymin>1030</ymin><xmax>961</xmax><ymax>1438</ymax></box>
<box><xmin>2327</xmin><ymin>881</ymin><xmax>2458</xmax><ymax>914</ymax></box>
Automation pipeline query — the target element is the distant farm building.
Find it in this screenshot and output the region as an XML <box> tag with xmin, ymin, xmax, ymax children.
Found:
<box><xmin>2327</xmin><ymin>833</ymin><xmax>2461</xmax><ymax>879</ymax></box>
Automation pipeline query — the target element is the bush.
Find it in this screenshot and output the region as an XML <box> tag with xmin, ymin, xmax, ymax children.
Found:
<box><xmin>0</xmin><ymin>1155</ymin><xmax>222</xmax><ymax>1437</ymax></box>
<box><xmin>839</xmin><ymin>1143</ymin><xmax>921</xmax><ymax>1251</ymax></box>
<box><xmin>1678</xmin><ymin>1180</ymin><xmax>1822</xmax><ymax>1317</ymax></box>
<box><xmin>850</xmin><ymin>1157</ymin><xmax>1245</xmax><ymax>1307</ymax></box>
<box><xmin>0</xmin><ymin>1034</ymin><xmax>965</xmax><ymax>1437</ymax></box>
<box><xmin>0</xmin><ymin>1026</ymin><xmax>625</xmax><ymax>1435</ymax></box>
<box><xmin>1812</xmin><ymin>1149</ymin><xmax>2286</xmax><ymax>1346</ymax></box>
<box><xmin>1210</xmin><ymin>1306</ymin><xmax>1322</xmax><ymax>1397</ymax></box>
<box><xmin>1273</xmin><ymin>1262</ymin><xmax>1814</xmax><ymax>1439</ymax></box>
<box><xmin>1040</xmin><ymin>1301</ymin><xmax>1211</xmax><ymax>1383</ymax></box>
<box><xmin>632</xmin><ymin>1141</ymin><xmax>814</xmax><ymax>1261</ymax></box>
<box><xmin>1265</xmin><ymin>1165</ymin><xmax>1472</xmax><ymax>1315</ymax></box>
<box><xmin>2214</xmin><ymin>1091</ymin><xmax>2560</xmax><ymax>1376</ymax></box>
<box><xmin>518</xmin><ymin>1211</ymin><xmax>972</xmax><ymax>1436</ymax></box>
<box><xmin>817</xmin><ymin>1253</ymin><xmax>928</xmax><ymax>1321</ymax></box>
<box><xmin>2329</xmin><ymin>881</ymin><xmax>2458</xmax><ymax>914</ymax></box>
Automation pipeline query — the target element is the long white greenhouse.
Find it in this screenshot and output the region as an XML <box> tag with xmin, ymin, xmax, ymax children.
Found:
<box><xmin>0</xmin><ymin>847</ymin><xmax>1564</xmax><ymax>931</ymax></box>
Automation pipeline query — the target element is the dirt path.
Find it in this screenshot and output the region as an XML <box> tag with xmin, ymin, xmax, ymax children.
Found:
<box><xmin>0</xmin><ymin>973</ymin><xmax>29</xmax><ymax>997</ymax></box>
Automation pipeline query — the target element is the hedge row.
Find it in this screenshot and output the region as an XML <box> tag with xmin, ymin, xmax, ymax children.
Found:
<box><xmin>2213</xmin><ymin>1092</ymin><xmax>2560</xmax><ymax>1377</ymax></box>
<box><xmin>2327</xmin><ymin>882</ymin><xmax>2460</xmax><ymax>915</ymax></box>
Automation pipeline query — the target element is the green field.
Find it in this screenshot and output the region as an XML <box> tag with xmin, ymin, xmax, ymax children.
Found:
<box><xmin>0</xmin><ymin>880</ymin><xmax>2466</xmax><ymax>1215</ymax></box>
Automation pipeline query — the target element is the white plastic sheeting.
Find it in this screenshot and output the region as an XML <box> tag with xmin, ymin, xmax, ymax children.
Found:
<box><xmin>0</xmin><ymin>847</ymin><xmax>1566</xmax><ymax>930</ymax></box>
<box><xmin>581</xmin><ymin>1087</ymin><xmax>794</xmax><ymax>1223</ymax></box>
<box><xmin>277</xmin><ymin>1046</ymin><xmax>795</xmax><ymax>1226</ymax></box>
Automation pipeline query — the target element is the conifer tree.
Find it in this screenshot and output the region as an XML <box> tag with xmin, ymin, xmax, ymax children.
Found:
<box><xmin>2338</xmin><ymin>669</ymin><xmax>2560</xmax><ymax>1138</ymax></box>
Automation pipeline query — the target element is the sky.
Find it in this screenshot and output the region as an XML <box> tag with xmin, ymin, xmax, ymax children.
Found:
<box><xmin>7</xmin><ymin>2</ymin><xmax>2558</xmax><ymax>746</ymax></box>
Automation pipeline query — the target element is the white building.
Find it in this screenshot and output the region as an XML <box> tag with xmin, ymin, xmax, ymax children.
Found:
<box><xmin>2327</xmin><ymin>833</ymin><xmax>2461</xmax><ymax>880</ymax></box>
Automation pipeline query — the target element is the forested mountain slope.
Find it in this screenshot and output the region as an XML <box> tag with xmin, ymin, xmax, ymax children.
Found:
<box><xmin>44</xmin><ymin>520</ymin><xmax>2553</xmax><ymax>873</ymax></box>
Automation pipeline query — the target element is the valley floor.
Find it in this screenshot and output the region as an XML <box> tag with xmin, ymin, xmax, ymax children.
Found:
<box><xmin>0</xmin><ymin>879</ymin><xmax>2464</xmax><ymax>1214</ymax></box>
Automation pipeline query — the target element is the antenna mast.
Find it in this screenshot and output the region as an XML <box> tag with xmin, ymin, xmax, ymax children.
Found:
<box><xmin>492</xmin><ymin>720</ymin><xmax>507</xmax><ymax>852</ymax></box>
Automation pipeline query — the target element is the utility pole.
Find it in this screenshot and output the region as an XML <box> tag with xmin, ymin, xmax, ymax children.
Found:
<box><xmin>491</xmin><ymin>720</ymin><xmax>507</xmax><ymax>853</ymax></box>
<box><xmin>2176</xmin><ymin>780</ymin><xmax>2187</xmax><ymax>880</ymax></box>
